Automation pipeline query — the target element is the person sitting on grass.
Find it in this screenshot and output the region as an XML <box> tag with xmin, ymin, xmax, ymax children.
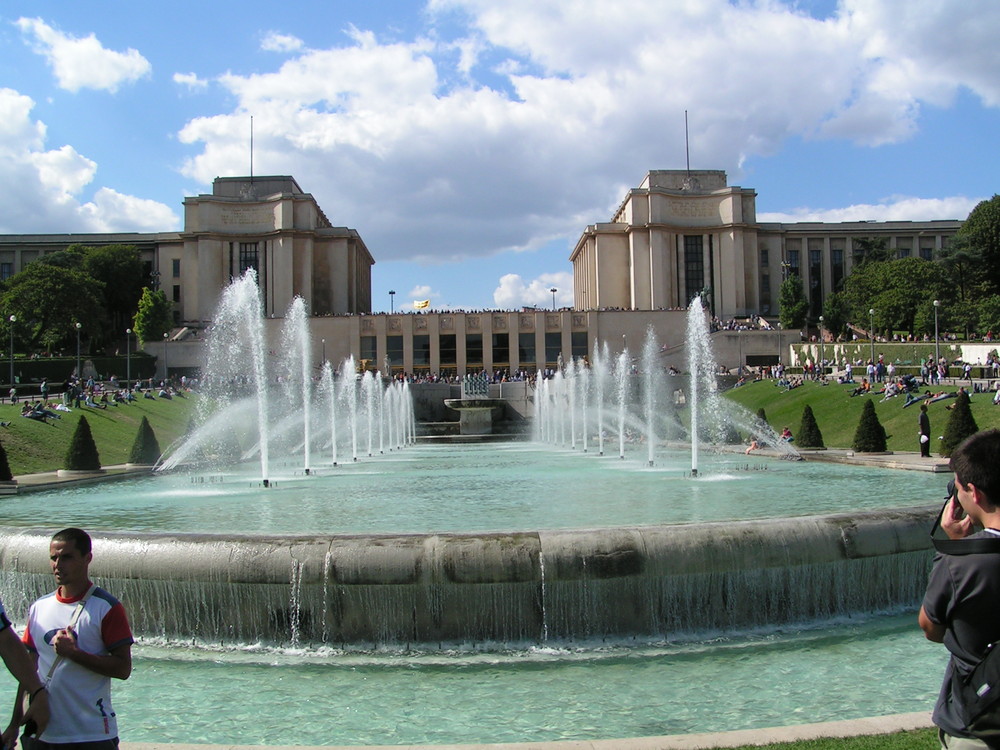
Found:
<box><xmin>850</xmin><ymin>378</ymin><xmax>871</xmax><ymax>397</ymax></box>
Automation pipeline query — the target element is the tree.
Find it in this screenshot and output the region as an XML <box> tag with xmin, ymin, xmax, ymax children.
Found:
<box><xmin>940</xmin><ymin>391</ymin><xmax>979</xmax><ymax>458</ymax></box>
<box><xmin>0</xmin><ymin>264</ymin><xmax>105</xmax><ymax>353</ymax></box>
<box><xmin>797</xmin><ymin>405</ymin><xmax>824</xmax><ymax>449</ymax></box>
<box><xmin>81</xmin><ymin>245</ymin><xmax>146</xmax><ymax>336</ymax></box>
<box><xmin>821</xmin><ymin>292</ymin><xmax>849</xmax><ymax>341</ymax></box>
<box><xmin>955</xmin><ymin>195</ymin><xmax>1000</xmax><ymax>293</ymax></box>
<box><xmin>852</xmin><ymin>400</ymin><xmax>887</xmax><ymax>452</ymax></box>
<box><xmin>843</xmin><ymin>258</ymin><xmax>950</xmax><ymax>337</ymax></box>
<box><xmin>977</xmin><ymin>295</ymin><xmax>1000</xmax><ymax>337</ymax></box>
<box><xmin>851</xmin><ymin>237</ymin><xmax>892</xmax><ymax>266</ymax></box>
<box><xmin>64</xmin><ymin>416</ymin><xmax>101</xmax><ymax>471</ymax></box>
<box><xmin>129</xmin><ymin>416</ymin><xmax>161</xmax><ymax>466</ymax></box>
<box><xmin>132</xmin><ymin>288</ymin><xmax>172</xmax><ymax>347</ymax></box>
<box><xmin>778</xmin><ymin>275</ymin><xmax>809</xmax><ymax>329</ymax></box>
<box><xmin>0</xmin><ymin>440</ymin><xmax>13</xmax><ymax>482</ymax></box>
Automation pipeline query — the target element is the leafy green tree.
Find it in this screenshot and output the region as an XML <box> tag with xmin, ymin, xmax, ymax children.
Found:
<box><xmin>821</xmin><ymin>291</ymin><xmax>849</xmax><ymax>340</ymax></box>
<box><xmin>129</xmin><ymin>416</ymin><xmax>162</xmax><ymax>466</ymax></box>
<box><xmin>977</xmin><ymin>295</ymin><xmax>1000</xmax><ymax>337</ymax></box>
<box><xmin>955</xmin><ymin>195</ymin><xmax>1000</xmax><ymax>293</ymax></box>
<box><xmin>851</xmin><ymin>237</ymin><xmax>892</xmax><ymax>266</ymax></box>
<box><xmin>797</xmin><ymin>405</ymin><xmax>824</xmax><ymax>449</ymax></box>
<box><xmin>81</xmin><ymin>245</ymin><xmax>146</xmax><ymax>336</ymax></box>
<box><xmin>843</xmin><ymin>258</ymin><xmax>950</xmax><ymax>337</ymax></box>
<box><xmin>0</xmin><ymin>264</ymin><xmax>105</xmax><ymax>353</ymax></box>
<box><xmin>64</xmin><ymin>416</ymin><xmax>101</xmax><ymax>471</ymax></box>
<box><xmin>852</xmin><ymin>400</ymin><xmax>887</xmax><ymax>452</ymax></box>
<box><xmin>778</xmin><ymin>275</ymin><xmax>809</xmax><ymax>329</ymax></box>
<box><xmin>132</xmin><ymin>288</ymin><xmax>172</xmax><ymax>347</ymax></box>
<box><xmin>0</xmin><ymin>440</ymin><xmax>12</xmax><ymax>482</ymax></box>
<box><xmin>940</xmin><ymin>390</ymin><xmax>979</xmax><ymax>458</ymax></box>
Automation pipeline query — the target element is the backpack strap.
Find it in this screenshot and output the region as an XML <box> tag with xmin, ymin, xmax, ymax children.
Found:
<box><xmin>931</xmin><ymin>499</ymin><xmax>1000</xmax><ymax>554</ymax></box>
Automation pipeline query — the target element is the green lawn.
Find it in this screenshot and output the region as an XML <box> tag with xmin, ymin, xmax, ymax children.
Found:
<box><xmin>0</xmin><ymin>393</ymin><xmax>197</xmax><ymax>475</ymax></box>
<box><xmin>724</xmin><ymin>378</ymin><xmax>1000</xmax><ymax>452</ymax></box>
<box><xmin>727</xmin><ymin>729</ymin><xmax>937</xmax><ymax>749</ymax></box>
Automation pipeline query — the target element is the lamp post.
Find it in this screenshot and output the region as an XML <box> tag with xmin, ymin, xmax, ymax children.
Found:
<box><xmin>321</xmin><ymin>338</ymin><xmax>326</xmax><ymax>366</ymax></box>
<box><xmin>933</xmin><ymin>299</ymin><xmax>941</xmax><ymax>366</ymax></box>
<box><xmin>7</xmin><ymin>315</ymin><xmax>14</xmax><ymax>388</ymax></box>
<box><xmin>389</xmin><ymin>290</ymin><xmax>395</xmax><ymax>314</ymax></box>
<box><xmin>869</xmin><ymin>308</ymin><xmax>875</xmax><ymax>365</ymax></box>
<box><xmin>818</xmin><ymin>315</ymin><xmax>824</xmax><ymax>378</ymax></box>
<box><xmin>126</xmin><ymin>328</ymin><xmax>132</xmax><ymax>391</ymax></box>
<box><xmin>75</xmin><ymin>322</ymin><xmax>82</xmax><ymax>379</ymax></box>
<box><xmin>550</xmin><ymin>287</ymin><xmax>557</xmax><ymax>311</ymax></box>
<box><xmin>163</xmin><ymin>332</ymin><xmax>169</xmax><ymax>384</ymax></box>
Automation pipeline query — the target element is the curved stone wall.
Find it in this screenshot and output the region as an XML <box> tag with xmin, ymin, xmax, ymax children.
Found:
<box><xmin>0</xmin><ymin>505</ymin><xmax>937</xmax><ymax>647</ymax></box>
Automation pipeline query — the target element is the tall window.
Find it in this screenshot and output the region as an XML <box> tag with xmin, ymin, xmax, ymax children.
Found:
<box><xmin>172</xmin><ymin>258</ymin><xmax>181</xmax><ymax>278</ymax></box>
<box><xmin>896</xmin><ymin>238</ymin><xmax>912</xmax><ymax>258</ymax></box>
<box><xmin>518</xmin><ymin>333</ymin><xmax>535</xmax><ymax>369</ymax></box>
<box><xmin>684</xmin><ymin>235</ymin><xmax>704</xmax><ymax>303</ymax></box>
<box><xmin>439</xmin><ymin>334</ymin><xmax>457</xmax><ymax>366</ymax></box>
<box><xmin>360</xmin><ymin>336</ymin><xmax>377</xmax><ymax>365</ymax></box>
<box><xmin>413</xmin><ymin>335</ymin><xmax>430</xmax><ymax>367</ymax></box>
<box><xmin>808</xmin><ymin>240</ymin><xmax>823</xmax><ymax>317</ymax></box>
<box><xmin>466</xmin><ymin>334</ymin><xmax>483</xmax><ymax>366</ymax></box>
<box><xmin>172</xmin><ymin>284</ymin><xmax>181</xmax><ymax>303</ymax></box>
<box><xmin>0</xmin><ymin>263</ymin><xmax>13</xmax><ymax>281</ymax></box>
<box><xmin>571</xmin><ymin>332</ymin><xmax>588</xmax><ymax>361</ymax></box>
<box><xmin>387</xmin><ymin>335</ymin><xmax>403</xmax><ymax>369</ymax></box>
<box><xmin>239</xmin><ymin>242</ymin><xmax>259</xmax><ymax>276</ymax></box>
<box><xmin>544</xmin><ymin>332</ymin><xmax>561</xmax><ymax>365</ymax></box>
<box><xmin>920</xmin><ymin>237</ymin><xmax>935</xmax><ymax>261</ymax></box>
<box><xmin>786</xmin><ymin>239</ymin><xmax>801</xmax><ymax>277</ymax></box>
<box><xmin>830</xmin><ymin>239</ymin><xmax>845</xmax><ymax>292</ymax></box>
<box><xmin>491</xmin><ymin>333</ymin><xmax>509</xmax><ymax>367</ymax></box>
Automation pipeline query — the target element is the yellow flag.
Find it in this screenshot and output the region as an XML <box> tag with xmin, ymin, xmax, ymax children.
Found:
<box><xmin>414</xmin><ymin>299</ymin><xmax>430</xmax><ymax>309</ymax></box>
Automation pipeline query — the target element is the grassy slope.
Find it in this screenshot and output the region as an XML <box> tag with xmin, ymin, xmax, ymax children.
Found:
<box><xmin>0</xmin><ymin>394</ymin><xmax>196</xmax><ymax>475</ymax></box>
<box><xmin>724</xmin><ymin>379</ymin><xmax>1000</xmax><ymax>452</ymax></box>
<box><xmin>731</xmin><ymin>730</ymin><xmax>936</xmax><ymax>749</ymax></box>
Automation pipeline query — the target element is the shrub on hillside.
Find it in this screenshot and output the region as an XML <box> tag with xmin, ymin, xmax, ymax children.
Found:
<box><xmin>64</xmin><ymin>416</ymin><xmax>101</xmax><ymax>471</ymax></box>
<box><xmin>940</xmin><ymin>390</ymin><xmax>979</xmax><ymax>458</ymax></box>
<box><xmin>797</xmin><ymin>405</ymin><xmax>824</xmax><ymax>449</ymax></box>
<box><xmin>0</xmin><ymin>440</ymin><xmax>12</xmax><ymax>481</ymax></box>
<box><xmin>128</xmin><ymin>416</ymin><xmax>161</xmax><ymax>465</ymax></box>
<box><xmin>852</xmin><ymin>400</ymin><xmax>887</xmax><ymax>452</ymax></box>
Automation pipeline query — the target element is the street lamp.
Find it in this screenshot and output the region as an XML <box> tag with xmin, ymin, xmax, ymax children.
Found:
<box><xmin>869</xmin><ymin>308</ymin><xmax>875</xmax><ymax>365</ymax></box>
<box><xmin>75</xmin><ymin>322</ymin><xmax>82</xmax><ymax>379</ymax></box>
<box><xmin>550</xmin><ymin>287</ymin><xmax>557</xmax><ymax>311</ymax></box>
<box><xmin>126</xmin><ymin>328</ymin><xmax>132</xmax><ymax>391</ymax></box>
<box><xmin>933</xmin><ymin>299</ymin><xmax>941</xmax><ymax>366</ymax></box>
<box><xmin>7</xmin><ymin>315</ymin><xmax>14</xmax><ymax>389</ymax></box>
<box><xmin>818</xmin><ymin>315</ymin><xmax>824</xmax><ymax>378</ymax></box>
<box><xmin>163</xmin><ymin>332</ymin><xmax>169</xmax><ymax>384</ymax></box>
<box><xmin>389</xmin><ymin>290</ymin><xmax>395</xmax><ymax>314</ymax></box>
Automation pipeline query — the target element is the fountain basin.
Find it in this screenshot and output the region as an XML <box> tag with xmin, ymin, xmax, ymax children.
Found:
<box><xmin>444</xmin><ymin>398</ymin><xmax>506</xmax><ymax>435</ymax></box>
<box><xmin>0</xmin><ymin>504</ymin><xmax>936</xmax><ymax>646</ymax></box>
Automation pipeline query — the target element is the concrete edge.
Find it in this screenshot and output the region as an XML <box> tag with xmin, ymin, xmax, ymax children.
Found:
<box><xmin>119</xmin><ymin>711</ymin><xmax>933</xmax><ymax>750</ymax></box>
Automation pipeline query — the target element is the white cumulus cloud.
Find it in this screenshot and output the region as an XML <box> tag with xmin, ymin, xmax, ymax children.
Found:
<box><xmin>759</xmin><ymin>195</ymin><xmax>982</xmax><ymax>224</ymax></box>
<box><xmin>261</xmin><ymin>32</ymin><xmax>305</xmax><ymax>53</ymax></box>
<box><xmin>493</xmin><ymin>272</ymin><xmax>573</xmax><ymax>309</ymax></box>
<box><xmin>16</xmin><ymin>17</ymin><xmax>151</xmax><ymax>93</ymax></box>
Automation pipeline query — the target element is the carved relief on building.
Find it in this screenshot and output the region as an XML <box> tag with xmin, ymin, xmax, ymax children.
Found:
<box><xmin>467</xmin><ymin>316</ymin><xmax>480</xmax><ymax>330</ymax></box>
<box><xmin>414</xmin><ymin>317</ymin><xmax>427</xmax><ymax>330</ymax></box>
<box><xmin>572</xmin><ymin>314</ymin><xmax>586</xmax><ymax>328</ymax></box>
<box><xmin>519</xmin><ymin>315</ymin><xmax>534</xmax><ymax>330</ymax></box>
<box><xmin>492</xmin><ymin>315</ymin><xmax>507</xmax><ymax>330</ymax></box>
<box><xmin>546</xmin><ymin>315</ymin><xmax>559</xmax><ymax>328</ymax></box>
<box><xmin>388</xmin><ymin>317</ymin><xmax>401</xmax><ymax>331</ymax></box>
<box><xmin>441</xmin><ymin>316</ymin><xmax>453</xmax><ymax>330</ymax></box>
<box><xmin>361</xmin><ymin>318</ymin><xmax>374</xmax><ymax>331</ymax></box>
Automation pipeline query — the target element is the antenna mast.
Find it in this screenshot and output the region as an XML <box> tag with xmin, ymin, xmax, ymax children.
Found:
<box><xmin>250</xmin><ymin>116</ymin><xmax>254</xmax><ymax>181</ymax></box>
<box><xmin>685</xmin><ymin>110</ymin><xmax>690</xmax><ymax>176</ymax></box>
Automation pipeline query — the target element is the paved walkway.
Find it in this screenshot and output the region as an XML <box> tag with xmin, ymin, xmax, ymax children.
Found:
<box><xmin>120</xmin><ymin>712</ymin><xmax>933</xmax><ymax>750</ymax></box>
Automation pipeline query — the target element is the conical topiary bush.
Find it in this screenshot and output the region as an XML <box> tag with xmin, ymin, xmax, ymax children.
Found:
<box><xmin>129</xmin><ymin>416</ymin><xmax>161</xmax><ymax>466</ymax></box>
<box><xmin>0</xmin><ymin>440</ymin><xmax>13</xmax><ymax>482</ymax></box>
<box><xmin>65</xmin><ymin>416</ymin><xmax>101</xmax><ymax>471</ymax></box>
<box><xmin>940</xmin><ymin>390</ymin><xmax>979</xmax><ymax>458</ymax></box>
<box><xmin>852</xmin><ymin>399</ymin><xmax>887</xmax><ymax>452</ymax></box>
<box><xmin>797</xmin><ymin>404</ymin><xmax>824</xmax><ymax>449</ymax></box>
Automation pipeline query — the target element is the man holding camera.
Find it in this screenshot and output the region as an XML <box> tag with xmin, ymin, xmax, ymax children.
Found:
<box><xmin>920</xmin><ymin>429</ymin><xmax>1000</xmax><ymax>748</ymax></box>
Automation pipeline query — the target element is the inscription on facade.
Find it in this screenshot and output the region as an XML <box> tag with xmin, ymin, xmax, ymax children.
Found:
<box><xmin>664</xmin><ymin>199</ymin><xmax>717</xmax><ymax>220</ymax></box>
<box><xmin>219</xmin><ymin>206</ymin><xmax>275</xmax><ymax>228</ymax></box>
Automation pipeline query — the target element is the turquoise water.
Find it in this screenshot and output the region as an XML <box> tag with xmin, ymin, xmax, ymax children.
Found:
<box><xmin>6</xmin><ymin>443</ymin><xmax>946</xmax><ymax>534</ymax></box>
<box><xmin>0</xmin><ymin>612</ymin><xmax>942</xmax><ymax>745</ymax></box>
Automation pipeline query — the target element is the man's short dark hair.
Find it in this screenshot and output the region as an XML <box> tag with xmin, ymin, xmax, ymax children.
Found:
<box><xmin>950</xmin><ymin>429</ymin><xmax>1000</xmax><ymax>506</ymax></box>
<box><xmin>51</xmin><ymin>527</ymin><xmax>92</xmax><ymax>556</ymax></box>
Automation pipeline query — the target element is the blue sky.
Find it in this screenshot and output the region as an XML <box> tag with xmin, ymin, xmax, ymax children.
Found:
<box><xmin>0</xmin><ymin>0</ymin><xmax>997</xmax><ymax>312</ymax></box>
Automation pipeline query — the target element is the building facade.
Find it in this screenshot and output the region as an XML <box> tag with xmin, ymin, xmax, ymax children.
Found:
<box><xmin>571</xmin><ymin>170</ymin><xmax>961</xmax><ymax>321</ymax></box>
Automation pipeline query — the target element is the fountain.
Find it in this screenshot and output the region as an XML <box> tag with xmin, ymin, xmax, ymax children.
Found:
<box><xmin>0</xmin><ymin>282</ymin><xmax>948</xmax><ymax>746</ymax></box>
